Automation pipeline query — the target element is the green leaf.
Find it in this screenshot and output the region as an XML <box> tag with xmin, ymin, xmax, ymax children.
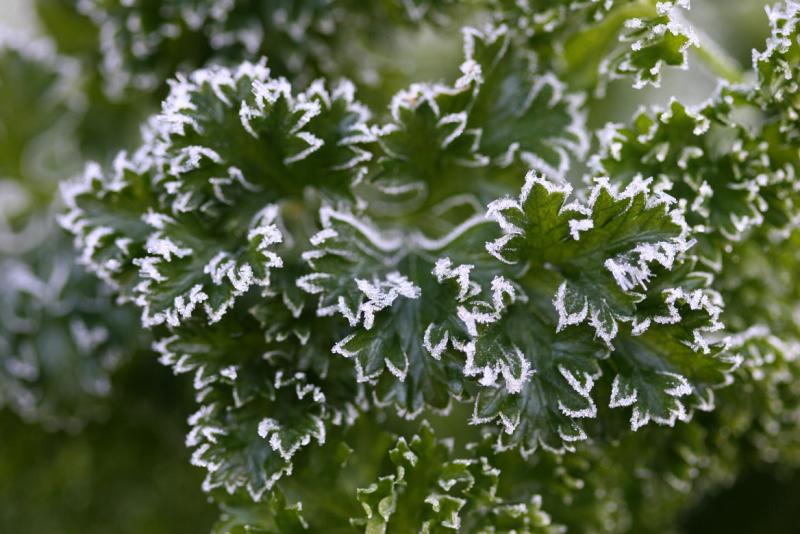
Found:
<box><xmin>213</xmin><ymin>489</ymin><xmax>308</xmax><ymax>534</ymax></box>
<box><xmin>303</xmin><ymin>210</ymin><xmax>499</xmax><ymax>415</ymax></box>
<box><xmin>367</xmin><ymin>75</ymin><xmax>486</xmax><ymax>209</ymax></box>
<box><xmin>593</xmin><ymin>98</ymin><xmax>799</xmax><ymax>265</ymax></box>
<box><xmin>187</xmin><ymin>366</ymin><xmax>335</xmax><ymax>502</ymax></box>
<box><xmin>160</xmin><ymin>63</ymin><xmax>373</xmax><ymax>203</ymax></box>
<box><xmin>352</xmin><ymin>421</ymin><xmax>563</xmax><ymax>533</ymax></box>
<box><xmin>484</xmin><ymin>173</ymin><xmax>735</xmax><ymax>432</ymax></box>
<box><xmin>330</xmin><ymin>269</ymin><xmax>467</xmax><ymax>416</ymax></box>
<box><xmin>487</xmin><ymin>171</ymin><xmax>689</xmax><ymax>345</ymax></box>
<box><xmin>63</xmin><ymin>61</ymin><xmax>375</xmax><ymax>327</ymax></box>
<box><xmin>432</xmin><ymin>252</ymin><xmax>605</xmax><ymax>452</ymax></box>
<box><xmin>609</xmin><ymin>286</ymin><xmax>734</xmax><ymax>430</ymax></box>
<box><xmin>464</xmin><ymin>296</ymin><xmax>606</xmax><ymax>453</ymax></box>
<box><xmin>59</xmin><ymin>156</ymin><xmax>158</xmax><ymax>294</ymax></box>
<box><xmin>365</xmin><ymin>23</ymin><xmax>587</xmax><ymax>210</ymax></box>
<box><xmin>75</xmin><ymin>0</ymin><xmax>460</xmax><ymax>97</ymax></box>
<box><xmin>298</xmin><ymin>208</ymin><xmax>412</xmax><ymax>328</ymax></box>
<box><xmin>463</xmin><ymin>25</ymin><xmax>589</xmax><ymax>180</ymax></box>
<box><xmin>129</xmin><ymin>200</ymin><xmax>283</xmax><ymax>327</ymax></box>
<box><xmin>46</xmin><ymin>3</ymin><xmax>800</xmax><ymax>531</ymax></box>
<box><xmin>752</xmin><ymin>0</ymin><xmax>800</xmax><ymax>139</ymax></box>
<box><xmin>598</xmin><ymin>0</ymin><xmax>695</xmax><ymax>90</ymax></box>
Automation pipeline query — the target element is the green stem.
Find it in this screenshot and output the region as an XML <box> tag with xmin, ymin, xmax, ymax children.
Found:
<box><xmin>692</xmin><ymin>29</ymin><xmax>746</xmax><ymax>84</ymax></box>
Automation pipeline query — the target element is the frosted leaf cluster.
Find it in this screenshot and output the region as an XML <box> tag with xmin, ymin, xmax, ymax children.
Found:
<box><xmin>0</xmin><ymin>34</ymin><xmax>139</xmax><ymax>429</ymax></box>
<box><xmin>74</xmin><ymin>0</ymin><xmax>457</xmax><ymax>98</ymax></box>
<box><xmin>24</xmin><ymin>0</ymin><xmax>800</xmax><ymax>531</ymax></box>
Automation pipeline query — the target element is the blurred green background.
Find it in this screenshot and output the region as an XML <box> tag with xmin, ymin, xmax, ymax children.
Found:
<box><xmin>0</xmin><ymin>356</ymin><xmax>217</xmax><ymax>533</ymax></box>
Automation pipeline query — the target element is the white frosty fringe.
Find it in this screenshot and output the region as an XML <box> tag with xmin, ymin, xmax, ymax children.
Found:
<box><xmin>59</xmin><ymin>147</ymin><xmax>162</xmax><ymax>290</ymax></box>
<box><xmin>556</xmin><ymin>365</ymin><xmax>599</xmax><ymax>419</ymax></box>
<box><xmin>157</xmin><ymin>59</ymin><xmax>371</xmax><ymax>190</ymax></box>
<box><xmin>187</xmin><ymin>398</ymin><xmax>291</xmax><ymax>501</ymax></box>
<box><xmin>145</xmin><ymin>233</ymin><xmax>192</xmax><ymax>261</ymax></box>
<box><xmin>608</xmin><ymin>285</ymin><xmax>736</xmax><ymax>431</ymax></box>
<box><xmin>410</xmin><ymin>215</ymin><xmax>493</xmax><ymax>252</ymax></box>
<box><xmin>437</xmin><ymin>270</ymin><xmax>537</xmax><ymax>396</ymax></box>
<box><xmin>461</xmin><ymin>24</ymin><xmax>509</xmax><ymax>75</ymax></box>
<box><xmin>465</xmin><ymin>25</ymin><xmax>590</xmax><ymax>179</ymax></box>
<box><xmin>299</xmin><ymin>208</ymin><xmax>412</xmax><ymax>325</ymax></box>
<box><xmin>456</xmin><ymin>276</ymin><xmax>516</xmax><ymax>339</ymax></box>
<box><xmin>517</xmin><ymin>73</ymin><xmax>590</xmax><ymax>181</ymax></box>
<box><xmin>433</xmin><ymin>258</ymin><xmax>481</xmax><ymax>302</ymax></box>
<box><xmin>648</xmin><ymin>287</ymin><xmax>728</xmax><ymax>353</ymax></box>
<box><xmin>485</xmin><ymin>170</ymin><xmax>577</xmax><ymax>247</ymax></box>
<box><xmin>432</xmin><ymin>253</ymin><xmax>604</xmax><ymax>451</ymax></box>
<box><xmin>257</xmin><ymin>373</ymin><xmax>327</xmax><ymax>461</ymax></box>
<box><xmin>609</xmin><ymin>374</ymin><xmax>638</xmax><ymax>408</ymax></box>
<box><xmin>569</xmin><ymin>218</ymin><xmax>593</xmax><ymax>240</ymax></box>
<box><xmin>185</xmin><ymin>365</ymin><xmax>349</xmax><ymax>501</ymax></box>
<box><xmin>385</xmin><ymin>80</ymin><xmax>489</xmax><ymax>168</ymax></box>
<box><xmin>423</xmin><ymin>323</ymin><xmax>449</xmax><ymax>361</ymax></box>
<box><xmin>385</xmin><ymin>23</ymin><xmax>588</xmax><ymax>183</ymax></box>
<box><xmin>596</xmin><ymin>0</ymin><xmax>696</xmax><ymax>93</ymax></box>
<box><xmin>488</xmin><ymin>171</ymin><xmax>694</xmax><ymax>345</ymax></box>
<box><xmin>332</xmin><ymin>334</ymin><xmax>379</xmax><ymax>384</ymax></box>
<box><xmin>420</xmin><ymin>258</ymin><xmax>487</xmax><ymax>362</ymax></box>
<box><xmin>612</xmin><ymin>370</ymin><xmax>694</xmax><ymax>432</ymax></box>
<box><xmin>753</xmin><ymin>0</ymin><xmax>800</xmax><ymax>104</ymax></box>
<box><xmin>77</xmin><ymin>0</ymin><xmax>255</xmax><ymax>98</ymax></box>
<box><xmin>257</xmin><ymin>416</ymin><xmax>323</xmax><ymax>461</ymax></box>
<box><xmin>329</xmin><ymin>282</ymin><xmax>418</xmax><ymax>383</ymax></box>
<box><xmin>553</xmin><ymin>282</ymin><xmax>589</xmax><ymax>333</ymax></box>
<box><xmin>382</xmin><ymin>349</ymin><xmax>411</xmax><ymax>383</ymax></box>
<box><xmin>589</xmin><ymin>92</ymin><xmax>796</xmax><ymax>252</ymax></box>
<box><xmin>134</xmin><ymin>282</ymin><xmax>209</xmax><ymax>328</ymax></box>
<box><xmin>317</xmin><ymin>207</ymin><xmax>404</xmax><ymax>252</ymax></box>
<box><xmin>131</xmin><ymin>204</ymin><xmax>284</xmax><ymax>328</ymax></box>
<box><xmin>153</xmin><ymin>334</ymin><xmax>191</xmax><ymax>373</ymax></box>
<box><xmin>356</xmin><ymin>273</ymin><xmax>421</xmax><ymax>330</ymax></box>
<box><xmin>67</xmin><ymin>58</ymin><xmax>391</xmax><ymax>328</ymax></box>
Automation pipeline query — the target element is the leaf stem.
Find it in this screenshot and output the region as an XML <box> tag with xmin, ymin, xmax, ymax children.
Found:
<box><xmin>691</xmin><ymin>28</ymin><xmax>747</xmax><ymax>84</ymax></box>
